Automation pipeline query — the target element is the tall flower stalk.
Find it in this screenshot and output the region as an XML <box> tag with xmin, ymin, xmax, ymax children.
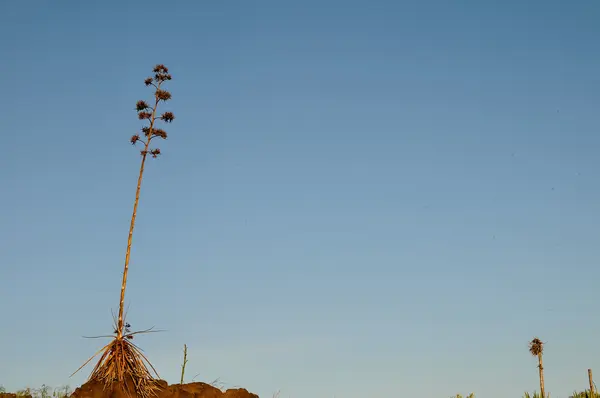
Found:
<box><xmin>529</xmin><ymin>337</ymin><xmax>546</xmax><ymax>398</ymax></box>
<box><xmin>117</xmin><ymin>64</ymin><xmax>174</xmax><ymax>338</ymax></box>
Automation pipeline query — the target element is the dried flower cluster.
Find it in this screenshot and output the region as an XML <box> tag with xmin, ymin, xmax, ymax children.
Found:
<box><xmin>130</xmin><ymin>64</ymin><xmax>175</xmax><ymax>159</ymax></box>
<box><xmin>529</xmin><ymin>337</ymin><xmax>544</xmax><ymax>357</ymax></box>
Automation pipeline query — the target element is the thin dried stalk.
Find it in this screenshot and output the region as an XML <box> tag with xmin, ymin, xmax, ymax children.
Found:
<box><xmin>180</xmin><ymin>344</ymin><xmax>188</xmax><ymax>384</ymax></box>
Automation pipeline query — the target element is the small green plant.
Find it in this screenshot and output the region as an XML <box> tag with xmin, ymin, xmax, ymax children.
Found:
<box><xmin>0</xmin><ymin>386</ymin><xmax>72</xmax><ymax>398</ymax></box>
<box><xmin>570</xmin><ymin>391</ymin><xmax>600</xmax><ymax>398</ymax></box>
<box><xmin>52</xmin><ymin>386</ymin><xmax>72</xmax><ymax>398</ymax></box>
<box><xmin>524</xmin><ymin>391</ymin><xmax>549</xmax><ymax>398</ymax></box>
<box><xmin>16</xmin><ymin>387</ymin><xmax>33</xmax><ymax>397</ymax></box>
<box><xmin>35</xmin><ymin>385</ymin><xmax>51</xmax><ymax>398</ymax></box>
<box><xmin>450</xmin><ymin>394</ymin><xmax>475</xmax><ymax>398</ymax></box>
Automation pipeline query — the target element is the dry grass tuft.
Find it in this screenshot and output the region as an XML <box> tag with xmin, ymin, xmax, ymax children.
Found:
<box><xmin>72</xmin><ymin>320</ymin><xmax>164</xmax><ymax>398</ymax></box>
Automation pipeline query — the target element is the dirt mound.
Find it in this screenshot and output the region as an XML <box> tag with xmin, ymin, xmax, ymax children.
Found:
<box><xmin>1</xmin><ymin>394</ymin><xmax>32</xmax><ymax>398</ymax></box>
<box><xmin>70</xmin><ymin>379</ymin><xmax>258</xmax><ymax>398</ymax></box>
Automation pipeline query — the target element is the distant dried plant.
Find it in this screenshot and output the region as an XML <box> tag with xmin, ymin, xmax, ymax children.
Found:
<box><xmin>72</xmin><ymin>64</ymin><xmax>175</xmax><ymax>398</ymax></box>
<box><xmin>529</xmin><ymin>337</ymin><xmax>546</xmax><ymax>398</ymax></box>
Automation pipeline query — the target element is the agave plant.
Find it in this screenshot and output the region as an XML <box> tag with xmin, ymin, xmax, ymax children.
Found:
<box><xmin>72</xmin><ymin>64</ymin><xmax>175</xmax><ymax>398</ymax></box>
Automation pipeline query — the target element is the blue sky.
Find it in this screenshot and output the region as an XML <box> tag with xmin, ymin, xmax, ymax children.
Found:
<box><xmin>1</xmin><ymin>1</ymin><xmax>599</xmax><ymax>397</ymax></box>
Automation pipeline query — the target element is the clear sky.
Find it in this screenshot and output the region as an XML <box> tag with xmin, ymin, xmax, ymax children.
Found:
<box><xmin>1</xmin><ymin>1</ymin><xmax>599</xmax><ymax>397</ymax></box>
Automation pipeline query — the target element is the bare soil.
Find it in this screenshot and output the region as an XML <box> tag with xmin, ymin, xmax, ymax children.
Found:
<box><xmin>56</xmin><ymin>379</ymin><xmax>257</xmax><ymax>398</ymax></box>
